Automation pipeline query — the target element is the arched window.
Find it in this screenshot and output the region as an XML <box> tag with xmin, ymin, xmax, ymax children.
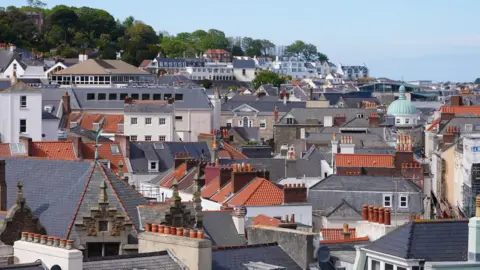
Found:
<box><xmin>243</xmin><ymin>117</ymin><xmax>249</xmax><ymax>127</ymax></box>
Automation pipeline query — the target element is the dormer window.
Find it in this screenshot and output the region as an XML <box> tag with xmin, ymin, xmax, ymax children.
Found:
<box><xmin>286</xmin><ymin>117</ymin><xmax>295</xmax><ymax>124</ymax></box>
<box><xmin>149</xmin><ymin>160</ymin><xmax>159</xmax><ymax>172</ymax></box>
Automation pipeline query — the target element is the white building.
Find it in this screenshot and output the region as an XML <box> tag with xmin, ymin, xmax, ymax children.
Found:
<box><xmin>338</xmin><ymin>64</ymin><xmax>369</xmax><ymax>80</ymax></box>
<box><xmin>123</xmin><ymin>99</ymin><xmax>175</xmax><ymax>142</ymax></box>
<box><xmin>232</xmin><ymin>58</ymin><xmax>256</xmax><ymax>82</ymax></box>
<box><xmin>271</xmin><ymin>56</ymin><xmax>315</xmax><ymax>79</ymax></box>
<box><xmin>0</xmin><ymin>76</ymin><xmax>42</xmax><ymax>143</ymax></box>
<box><xmin>184</xmin><ymin>62</ymin><xmax>234</xmax><ymax>81</ymax></box>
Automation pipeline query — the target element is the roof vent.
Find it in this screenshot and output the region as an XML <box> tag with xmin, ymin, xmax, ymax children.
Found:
<box><xmin>153</xmin><ymin>142</ymin><xmax>164</xmax><ymax>149</ymax></box>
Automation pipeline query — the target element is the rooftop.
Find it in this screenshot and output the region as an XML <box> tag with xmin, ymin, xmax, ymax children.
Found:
<box><xmin>335</xmin><ymin>153</ymin><xmax>395</xmax><ymax>168</ymax></box>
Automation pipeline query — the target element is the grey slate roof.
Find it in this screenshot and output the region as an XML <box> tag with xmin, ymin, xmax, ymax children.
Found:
<box><xmin>365</xmin><ymin>220</ymin><xmax>468</xmax><ymax>262</ymax></box>
<box><xmin>277</xmin><ymin>108</ymin><xmax>377</xmax><ymax>125</ymax></box>
<box><xmin>69</xmin><ymin>126</ymin><xmax>112</xmax><ymax>142</ymax></box>
<box><xmin>0</xmin><ymin>80</ymin><xmax>11</xmax><ymax>90</ymax></box>
<box><xmin>438</xmin><ymin>116</ymin><xmax>480</xmax><ymax>135</ymax></box>
<box><xmin>41</xmin><ymin>111</ymin><xmax>58</xmax><ymax>120</ymax></box>
<box><xmin>230</xmin><ymin>127</ymin><xmax>259</xmax><ymax>141</ymax></box>
<box><xmin>0</xmin><ymin>51</ymin><xmax>16</xmax><ymax>72</ymax></box>
<box><xmin>203</xmin><ymin>211</ymin><xmax>247</xmax><ymax>246</ymax></box>
<box><xmin>129</xmin><ymin>142</ymin><xmax>210</xmax><ymax>174</ymax></box>
<box><xmin>0</xmin><ymin>261</ymin><xmax>45</xmax><ymax>269</ymax></box>
<box><xmin>232</xmin><ymin>59</ymin><xmax>255</xmax><ymax>69</ymax></box>
<box><xmin>256</xmin><ymin>84</ymin><xmax>279</xmax><ymax>96</ymax></box>
<box><xmin>222</xmin><ymin>95</ymin><xmax>306</xmax><ymax>113</ymax></box>
<box><xmin>83</xmin><ymin>251</ymin><xmax>182</xmax><ymax>270</ymax></box>
<box><xmin>212</xmin><ymin>243</ymin><xmax>302</xmax><ymax>270</ymax></box>
<box><xmin>124</xmin><ymin>102</ymin><xmax>173</xmax><ymax>113</ymax></box>
<box><xmin>240</xmin><ymin>145</ymin><xmax>272</xmax><ymax>158</ymax></box>
<box><xmin>309</xmin><ymin>175</ymin><xmax>423</xmax><ymax>215</ymax></box>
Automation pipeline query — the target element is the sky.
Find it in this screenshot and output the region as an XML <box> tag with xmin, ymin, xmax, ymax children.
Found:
<box><xmin>4</xmin><ymin>0</ymin><xmax>480</xmax><ymax>82</ymax></box>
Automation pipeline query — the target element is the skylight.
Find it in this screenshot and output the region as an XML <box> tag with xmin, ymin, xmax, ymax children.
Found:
<box><xmin>9</xmin><ymin>143</ymin><xmax>26</xmax><ymax>156</ymax></box>
<box><xmin>110</xmin><ymin>144</ymin><xmax>120</xmax><ymax>154</ymax></box>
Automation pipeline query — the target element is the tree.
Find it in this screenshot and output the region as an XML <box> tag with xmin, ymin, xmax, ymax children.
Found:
<box><xmin>200</xmin><ymin>79</ymin><xmax>213</xmax><ymax>89</ymax></box>
<box><xmin>317</xmin><ymin>52</ymin><xmax>329</xmax><ymax>63</ymax></box>
<box><xmin>285</xmin><ymin>40</ymin><xmax>318</xmax><ymax>61</ymax></box>
<box><xmin>161</xmin><ymin>36</ymin><xmax>188</xmax><ymax>58</ymax></box>
<box><xmin>48</xmin><ymin>7</ymin><xmax>79</xmax><ymax>44</ymax></box>
<box><xmin>26</xmin><ymin>0</ymin><xmax>46</xmax><ymax>9</ymax></box>
<box><xmin>252</xmin><ymin>71</ymin><xmax>286</xmax><ymax>89</ymax></box>
<box><xmin>474</xmin><ymin>78</ymin><xmax>480</xmax><ymax>84</ymax></box>
<box><xmin>75</xmin><ymin>7</ymin><xmax>116</xmax><ymax>48</ymax></box>
<box><xmin>242</xmin><ymin>37</ymin><xmax>275</xmax><ymax>57</ymax></box>
<box><xmin>0</xmin><ymin>7</ymin><xmax>39</xmax><ymax>48</ymax></box>
<box><xmin>260</xmin><ymin>39</ymin><xmax>275</xmax><ymax>56</ymax></box>
<box><xmin>120</xmin><ymin>21</ymin><xmax>159</xmax><ymax>66</ymax></box>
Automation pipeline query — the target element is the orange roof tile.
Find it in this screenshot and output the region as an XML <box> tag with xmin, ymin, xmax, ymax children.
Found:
<box><xmin>101</xmin><ymin>115</ymin><xmax>124</xmax><ymax>133</ymax></box>
<box><xmin>227</xmin><ymin>178</ymin><xmax>283</xmax><ymax>206</ymax></box>
<box><xmin>210</xmin><ymin>182</ymin><xmax>232</xmax><ymax>203</ymax></box>
<box><xmin>290</xmin><ymin>81</ymin><xmax>302</xmax><ymax>86</ymax></box>
<box><xmin>81</xmin><ymin>142</ymin><xmax>127</xmax><ymax>173</ymax></box>
<box><xmin>0</xmin><ymin>144</ymin><xmax>11</xmax><ymax>157</ymax></box>
<box><xmin>223</xmin><ymin>143</ymin><xmax>248</xmax><ymax>159</ymax></box>
<box><xmin>426</xmin><ymin>118</ymin><xmax>440</xmax><ymax>131</ymax></box>
<box><xmin>206</xmin><ymin>49</ymin><xmax>229</xmax><ymax>54</ymax></box>
<box><xmin>201</xmin><ymin>176</ymin><xmax>220</xmax><ymax>198</ymax></box>
<box><xmin>320</xmin><ymin>236</ymin><xmax>369</xmax><ymax>244</ymax></box>
<box><xmin>440</xmin><ymin>105</ymin><xmax>480</xmax><ymax>115</ymax></box>
<box><xmin>320</xmin><ymin>228</ymin><xmax>356</xmax><ymax>241</ymax></box>
<box><xmin>31</xmin><ymin>142</ymin><xmax>76</xmax><ymax>160</ymax></box>
<box><xmin>159</xmin><ymin>163</ymin><xmax>187</xmax><ymax>188</ymax></box>
<box><xmin>252</xmin><ymin>214</ymin><xmax>282</xmax><ymax>227</ymax></box>
<box><xmin>335</xmin><ymin>153</ymin><xmax>394</xmax><ymax>168</ymax></box>
<box><xmin>139</xmin><ymin>60</ymin><xmax>151</xmax><ymax>68</ymax></box>
<box><xmin>79</xmin><ymin>114</ymin><xmax>103</xmax><ymax>130</ymax></box>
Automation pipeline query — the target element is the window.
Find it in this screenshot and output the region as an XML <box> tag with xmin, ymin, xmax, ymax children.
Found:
<box><xmin>142</xmin><ymin>93</ymin><xmax>150</xmax><ymax>100</ymax></box>
<box><xmin>242</xmin><ymin>117</ymin><xmax>252</xmax><ymax>127</ymax></box>
<box><xmin>13</xmin><ymin>63</ymin><xmax>17</xmax><ymax>71</ymax></box>
<box><xmin>175</xmin><ymin>94</ymin><xmax>184</xmax><ymax>101</ymax></box>
<box><xmin>19</xmin><ymin>119</ymin><xmax>27</xmax><ymax>133</ymax></box>
<box><xmin>229</xmin><ymin>135</ymin><xmax>234</xmax><ymax>142</ymax></box>
<box><xmin>145</xmin><ymin>118</ymin><xmax>152</xmax><ymax>125</ymax></box>
<box><xmin>130</xmin><ymin>117</ymin><xmax>138</xmax><ymax>125</ymax></box>
<box><xmin>149</xmin><ymin>161</ymin><xmax>158</xmax><ymax>171</ymax></box>
<box><xmin>130</xmin><ymin>135</ymin><xmax>137</xmax><ymax>141</ymax></box>
<box><xmin>405</xmin><ymin>118</ymin><xmax>410</xmax><ymax>124</ymax></box>
<box><xmin>465</xmin><ymin>124</ymin><xmax>473</xmax><ymax>132</ymax></box>
<box><xmin>399</xmin><ymin>195</ymin><xmax>408</xmax><ymax>208</ymax></box>
<box><xmin>226</xmin><ymin>119</ymin><xmax>232</xmax><ymax>128</ymax></box>
<box><xmin>242</xmin><ymin>69</ymin><xmax>246</xmax><ymax>75</ymax></box>
<box><xmin>110</xmin><ymin>144</ymin><xmax>120</xmax><ymax>154</ymax></box>
<box><xmin>396</xmin><ymin>118</ymin><xmax>401</xmax><ymax>124</ymax></box>
<box><xmin>286</xmin><ymin>117</ymin><xmax>295</xmax><ymax>124</ymax></box>
<box><xmin>98</xmin><ymin>221</ymin><xmax>108</xmax><ymax>232</ymax></box>
<box><xmin>164</xmin><ymin>93</ymin><xmax>172</xmax><ymax>100</ymax></box>
<box><xmin>371</xmin><ymin>260</ymin><xmax>380</xmax><ymax>270</ymax></box>
<box><xmin>397</xmin><ymin>268</ymin><xmax>407</xmax><ymax>270</ymax></box>
<box><xmin>20</xmin><ymin>96</ymin><xmax>27</xmax><ymax>108</ymax></box>
<box><xmin>383</xmin><ymin>194</ymin><xmax>392</xmax><ymax>207</ymax></box>
<box><xmin>99</xmin><ymin>160</ymin><xmax>111</xmax><ymax>169</ymax></box>
<box><xmin>87</xmin><ymin>93</ymin><xmax>95</xmax><ymax>100</ymax></box>
<box><xmin>159</xmin><ymin>118</ymin><xmax>166</xmax><ymax>125</ymax></box>
<box><xmin>145</xmin><ymin>135</ymin><xmax>152</xmax><ymax>141</ymax></box>
<box><xmin>98</xmin><ymin>93</ymin><xmax>106</xmax><ymax>100</ymax></box>
<box><xmin>153</xmin><ymin>94</ymin><xmax>162</xmax><ymax>100</ymax></box>
<box><xmin>119</xmin><ymin>93</ymin><xmax>128</xmax><ymax>100</ymax></box>
<box><xmin>108</xmin><ymin>93</ymin><xmax>117</xmax><ymax>100</ymax></box>
<box><xmin>260</xmin><ymin>119</ymin><xmax>267</xmax><ymax>129</ymax></box>
<box><xmin>131</xmin><ymin>93</ymin><xmax>139</xmax><ymax>100</ymax></box>
<box><xmin>175</xmin><ymin>116</ymin><xmax>183</xmax><ymax>121</ymax></box>
<box><xmin>87</xmin><ymin>243</ymin><xmax>119</xmax><ymax>258</ymax></box>
<box><xmin>384</xmin><ymin>264</ymin><xmax>394</xmax><ymax>270</ymax></box>
<box><xmin>158</xmin><ymin>135</ymin><xmax>166</xmax><ymax>141</ymax></box>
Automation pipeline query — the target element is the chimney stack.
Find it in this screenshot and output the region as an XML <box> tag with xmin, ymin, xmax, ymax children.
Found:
<box><xmin>334</xmin><ymin>114</ymin><xmax>346</xmax><ymax>126</ymax></box>
<box><xmin>232</xmin><ymin>207</ymin><xmax>247</xmax><ymax>235</ymax></box>
<box><xmin>231</xmin><ymin>163</ymin><xmax>257</xmax><ymax>193</ymax></box>
<box><xmin>11</xmin><ymin>71</ymin><xmax>17</xmax><ymax>85</ymax></box>
<box><xmin>62</xmin><ymin>91</ymin><xmax>71</xmax><ymax>116</ymax></box>
<box><xmin>174</xmin><ymin>152</ymin><xmax>190</xmax><ymax>168</ymax></box>
<box><xmin>342</xmin><ymin>224</ymin><xmax>351</xmax><ymax>240</ymax></box>
<box><xmin>0</xmin><ymin>161</ymin><xmax>5</xmax><ymax>211</ymax></box>
<box><xmin>114</xmin><ymin>134</ymin><xmax>130</xmax><ymax>158</ymax></box>
<box><xmin>368</xmin><ymin>113</ymin><xmax>380</xmax><ymax>127</ymax></box>
<box><xmin>283</xmin><ymin>183</ymin><xmax>307</xmax><ymax>203</ymax></box>
<box><xmin>273</xmin><ymin>106</ymin><xmax>279</xmax><ymax>122</ymax></box>
<box><xmin>19</xmin><ymin>136</ymin><xmax>32</xmax><ymax>156</ymax></box>
<box><xmin>70</xmin><ymin>137</ymin><xmax>82</xmax><ymax>159</ymax></box>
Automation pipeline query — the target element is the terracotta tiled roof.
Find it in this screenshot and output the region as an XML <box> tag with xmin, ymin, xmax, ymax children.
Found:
<box><xmin>440</xmin><ymin>105</ymin><xmax>480</xmax><ymax>115</ymax></box>
<box><xmin>81</xmin><ymin>142</ymin><xmax>127</xmax><ymax>173</ymax></box>
<box><xmin>101</xmin><ymin>115</ymin><xmax>124</xmax><ymax>133</ymax></box>
<box><xmin>426</xmin><ymin>118</ymin><xmax>440</xmax><ymax>131</ymax></box>
<box><xmin>206</xmin><ymin>49</ymin><xmax>229</xmax><ymax>54</ymax></box>
<box><xmin>320</xmin><ymin>236</ymin><xmax>369</xmax><ymax>244</ymax></box>
<box><xmin>210</xmin><ymin>182</ymin><xmax>232</xmax><ymax>203</ymax></box>
<box><xmin>159</xmin><ymin>163</ymin><xmax>187</xmax><ymax>188</ymax></box>
<box><xmin>79</xmin><ymin>114</ymin><xmax>103</xmax><ymax>130</ymax></box>
<box><xmin>31</xmin><ymin>142</ymin><xmax>76</xmax><ymax>160</ymax></box>
<box><xmin>320</xmin><ymin>228</ymin><xmax>356</xmax><ymax>240</ymax></box>
<box><xmin>227</xmin><ymin>178</ymin><xmax>283</xmax><ymax>206</ymax></box>
<box><xmin>218</xmin><ymin>149</ymin><xmax>232</xmax><ymax>159</ymax></box>
<box><xmin>335</xmin><ymin>153</ymin><xmax>395</xmax><ymax>168</ymax></box>
<box><xmin>0</xmin><ymin>144</ymin><xmax>11</xmax><ymax>157</ymax></box>
<box><xmin>223</xmin><ymin>143</ymin><xmax>248</xmax><ymax>159</ymax></box>
<box><xmin>252</xmin><ymin>214</ymin><xmax>282</xmax><ymax>227</ymax></box>
<box><xmin>139</xmin><ymin>60</ymin><xmax>151</xmax><ymax>68</ymax></box>
<box><xmin>290</xmin><ymin>81</ymin><xmax>302</xmax><ymax>86</ymax></box>
<box><xmin>201</xmin><ymin>176</ymin><xmax>220</xmax><ymax>198</ymax></box>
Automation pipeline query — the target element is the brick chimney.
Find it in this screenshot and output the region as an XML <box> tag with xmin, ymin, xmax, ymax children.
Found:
<box><xmin>341</xmin><ymin>224</ymin><xmax>351</xmax><ymax>240</ymax></box>
<box><xmin>440</xmin><ymin>107</ymin><xmax>455</xmax><ymax>122</ymax></box>
<box><xmin>356</xmin><ymin>205</ymin><xmax>394</xmax><ymax>241</ymax></box>
<box><xmin>19</xmin><ymin>136</ymin><xmax>32</xmax><ymax>156</ymax></box>
<box><xmin>282</xmin><ymin>183</ymin><xmax>307</xmax><ymax>203</ymax></box>
<box><xmin>62</xmin><ymin>91</ymin><xmax>71</xmax><ymax>116</ymax></box>
<box><xmin>185</xmin><ymin>159</ymin><xmax>199</xmax><ymax>172</ymax></box>
<box><xmin>114</xmin><ymin>134</ymin><xmax>130</xmax><ymax>158</ymax></box>
<box><xmin>395</xmin><ymin>135</ymin><xmax>414</xmax><ymax>167</ymax></box>
<box><xmin>174</xmin><ymin>152</ymin><xmax>190</xmax><ymax>168</ymax></box>
<box><xmin>139</xmin><ymin>228</ymin><xmax>212</xmax><ymax>270</ymax></box>
<box><xmin>231</xmin><ymin>163</ymin><xmax>257</xmax><ymax>193</ymax></box>
<box><xmin>451</xmin><ymin>95</ymin><xmax>462</xmax><ymax>107</ymax></box>
<box><xmin>273</xmin><ymin>106</ymin><xmax>279</xmax><ymax>122</ymax></box>
<box><xmin>219</xmin><ymin>167</ymin><xmax>233</xmax><ymax>187</ymax></box>
<box><xmin>334</xmin><ymin>114</ymin><xmax>346</xmax><ymax>126</ymax></box>
<box><xmin>256</xmin><ymin>169</ymin><xmax>270</xmax><ymax>180</ymax></box>
<box><xmin>204</xmin><ymin>165</ymin><xmax>220</xmax><ymax>186</ymax></box>
<box><xmin>70</xmin><ymin>137</ymin><xmax>82</xmax><ymax>159</ymax></box>
<box><xmin>0</xmin><ymin>160</ymin><xmax>5</xmax><ymax>211</ymax></box>
<box><xmin>368</xmin><ymin>113</ymin><xmax>380</xmax><ymax>127</ymax></box>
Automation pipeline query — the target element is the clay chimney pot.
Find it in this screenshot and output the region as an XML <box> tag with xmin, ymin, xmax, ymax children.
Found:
<box><xmin>362</xmin><ymin>204</ymin><xmax>368</xmax><ymax>220</ymax></box>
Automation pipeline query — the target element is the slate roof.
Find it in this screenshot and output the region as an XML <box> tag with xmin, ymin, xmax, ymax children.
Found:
<box><xmin>365</xmin><ymin>220</ymin><xmax>468</xmax><ymax>262</ymax></box>
<box><xmin>212</xmin><ymin>243</ymin><xmax>302</xmax><ymax>270</ymax></box>
<box><xmin>0</xmin><ymin>261</ymin><xmax>45</xmax><ymax>269</ymax></box>
<box><xmin>256</xmin><ymin>84</ymin><xmax>279</xmax><ymax>96</ymax></box>
<box><xmin>69</xmin><ymin>126</ymin><xmax>112</xmax><ymax>143</ymax></box>
<box><xmin>277</xmin><ymin>107</ymin><xmax>376</xmax><ymax>125</ymax></box>
<box><xmin>83</xmin><ymin>251</ymin><xmax>182</xmax><ymax>270</ymax></box>
<box><xmin>130</xmin><ymin>142</ymin><xmax>210</xmax><ymax>175</ymax></box>
<box><xmin>240</xmin><ymin>145</ymin><xmax>272</xmax><ymax>158</ymax></box>
<box><xmin>232</xmin><ymin>59</ymin><xmax>255</xmax><ymax>69</ymax></box>
<box><xmin>230</xmin><ymin>127</ymin><xmax>259</xmax><ymax>142</ymax></box>
<box><xmin>202</xmin><ymin>211</ymin><xmax>247</xmax><ymax>246</ymax></box>
<box><xmin>221</xmin><ymin>95</ymin><xmax>306</xmax><ymax>113</ymax></box>
<box><xmin>0</xmin><ymin>81</ymin><xmax>41</xmax><ymax>93</ymax></box>
<box><xmin>0</xmin><ymin>51</ymin><xmax>17</xmax><ymax>72</ymax></box>
<box><xmin>124</xmin><ymin>101</ymin><xmax>173</xmax><ymax>113</ymax></box>
<box><xmin>54</xmin><ymin>59</ymin><xmax>150</xmax><ymax>75</ymax></box>
<box><xmin>41</xmin><ymin>111</ymin><xmax>58</xmax><ymax>120</ymax></box>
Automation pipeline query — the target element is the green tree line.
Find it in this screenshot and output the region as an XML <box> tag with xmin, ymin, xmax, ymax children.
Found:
<box><xmin>0</xmin><ymin>1</ymin><xmax>329</xmax><ymax>66</ymax></box>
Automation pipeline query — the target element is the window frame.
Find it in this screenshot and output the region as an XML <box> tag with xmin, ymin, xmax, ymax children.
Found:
<box><xmin>158</xmin><ymin>135</ymin><xmax>166</xmax><ymax>141</ymax></box>
<box><xmin>260</xmin><ymin>119</ymin><xmax>267</xmax><ymax>129</ymax></box>
<box><xmin>130</xmin><ymin>117</ymin><xmax>138</xmax><ymax>125</ymax></box>
<box><xmin>20</xmin><ymin>96</ymin><xmax>27</xmax><ymax>108</ymax></box>
<box><xmin>383</xmin><ymin>194</ymin><xmax>392</xmax><ymax>208</ymax></box>
<box><xmin>399</xmin><ymin>194</ymin><xmax>409</xmax><ymax>208</ymax></box>
<box><xmin>159</xmin><ymin>118</ymin><xmax>166</xmax><ymax>125</ymax></box>
<box><xmin>145</xmin><ymin>118</ymin><xmax>152</xmax><ymax>125</ymax></box>
<box><xmin>19</xmin><ymin>119</ymin><xmax>27</xmax><ymax>133</ymax></box>
<box><xmin>145</xmin><ymin>135</ymin><xmax>152</xmax><ymax>141</ymax></box>
<box><xmin>130</xmin><ymin>135</ymin><xmax>137</xmax><ymax>141</ymax></box>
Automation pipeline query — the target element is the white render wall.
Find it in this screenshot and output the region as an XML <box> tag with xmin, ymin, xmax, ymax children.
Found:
<box><xmin>245</xmin><ymin>204</ymin><xmax>312</xmax><ymax>226</ymax></box>
<box><xmin>123</xmin><ymin>112</ymin><xmax>173</xmax><ymax>141</ymax></box>
<box><xmin>0</xmin><ymin>92</ymin><xmax>42</xmax><ymax>143</ymax></box>
<box><xmin>14</xmin><ymin>240</ymin><xmax>83</xmax><ymax>270</ymax></box>
<box><xmin>175</xmin><ymin>110</ymin><xmax>212</xmax><ymax>142</ymax></box>
<box><xmin>1</xmin><ymin>59</ymin><xmax>26</xmax><ymax>78</ymax></box>
<box><xmin>233</xmin><ymin>68</ymin><xmax>256</xmax><ymax>82</ymax></box>
<box><xmin>41</xmin><ymin>119</ymin><xmax>60</xmax><ymax>141</ymax></box>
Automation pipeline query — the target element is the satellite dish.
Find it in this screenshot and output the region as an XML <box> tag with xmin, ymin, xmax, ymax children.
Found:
<box><xmin>317</xmin><ymin>245</ymin><xmax>331</xmax><ymax>263</ymax></box>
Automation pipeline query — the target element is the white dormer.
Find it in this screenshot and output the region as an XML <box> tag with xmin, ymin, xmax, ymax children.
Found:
<box><xmin>148</xmin><ymin>160</ymin><xmax>159</xmax><ymax>172</ymax></box>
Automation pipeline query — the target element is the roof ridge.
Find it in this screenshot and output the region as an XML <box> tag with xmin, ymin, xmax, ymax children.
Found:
<box><xmin>223</xmin><ymin>142</ymin><xmax>248</xmax><ymax>159</ymax></box>
<box><xmin>65</xmin><ymin>162</ymin><xmax>97</xmax><ymax>238</ymax></box>
<box><xmin>406</xmin><ymin>221</ymin><xmax>415</xmax><ymax>259</ymax></box>
<box><xmin>227</xmin><ymin>177</ymin><xmax>264</xmax><ymax>205</ymax></box>
<box><xmin>212</xmin><ymin>242</ymin><xmax>278</xmax><ymax>250</ymax></box>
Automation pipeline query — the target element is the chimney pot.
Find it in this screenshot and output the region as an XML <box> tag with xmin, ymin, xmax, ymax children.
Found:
<box><xmin>151</xmin><ymin>224</ymin><xmax>158</xmax><ymax>233</ymax></box>
<box><xmin>164</xmin><ymin>226</ymin><xmax>171</xmax><ymax>235</ymax></box>
<box><xmin>362</xmin><ymin>204</ymin><xmax>368</xmax><ymax>220</ymax></box>
<box><xmin>378</xmin><ymin>207</ymin><xmax>384</xmax><ymax>224</ymax></box>
<box><xmin>176</xmin><ymin>227</ymin><xmax>184</xmax><ymax>236</ymax></box>
<box><xmin>384</xmin><ymin>208</ymin><xmax>391</xmax><ymax>225</ymax></box>
<box><xmin>170</xmin><ymin>227</ymin><xmax>177</xmax><ymax>236</ymax></box>
<box><xmin>368</xmin><ymin>205</ymin><xmax>374</xmax><ymax>222</ymax></box>
<box><xmin>291</xmin><ymin>214</ymin><xmax>295</xmax><ymax>223</ymax></box>
<box><xmin>190</xmin><ymin>230</ymin><xmax>197</xmax><ymax>239</ymax></box>
<box><xmin>21</xmin><ymin>232</ymin><xmax>28</xmax><ymax>241</ymax></box>
<box><xmin>40</xmin><ymin>235</ymin><xmax>47</xmax><ymax>245</ymax></box>
<box><xmin>47</xmin><ymin>237</ymin><xmax>54</xmax><ymax>246</ymax></box>
<box><xmin>159</xmin><ymin>225</ymin><xmax>165</xmax><ymax>234</ymax></box>
<box><xmin>197</xmin><ymin>231</ymin><xmax>205</xmax><ymax>239</ymax></box>
<box><xmin>373</xmin><ymin>207</ymin><xmax>379</xmax><ymax>223</ymax></box>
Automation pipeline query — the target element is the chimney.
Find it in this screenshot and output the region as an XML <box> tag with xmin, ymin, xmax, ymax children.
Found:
<box><xmin>11</xmin><ymin>71</ymin><xmax>17</xmax><ymax>85</ymax></box>
<box><xmin>283</xmin><ymin>183</ymin><xmax>307</xmax><ymax>203</ymax></box>
<box><xmin>78</xmin><ymin>53</ymin><xmax>83</xmax><ymax>62</ymax></box>
<box><xmin>139</xmin><ymin>228</ymin><xmax>212</xmax><ymax>270</ymax></box>
<box><xmin>333</xmin><ymin>114</ymin><xmax>346</xmax><ymax>126</ymax></box>
<box><xmin>185</xmin><ymin>159</ymin><xmax>199</xmax><ymax>172</ymax></box>
<box><xmin>70</xmin><ymin>137</ymin><xmax>82</xmax><ymax>159</ymax></box>
<box><xmin>62</xmin><ymin>91</ymin><xmax>71</xmax><ymax>116</ymax></box>
<box><xmin>368</xmin><ymin>113</ymin><xmax>380</xmax><ymax>127</ymax></box>
<box><xmin>232</xmin><ymin>207</ymin><xmax>247</xmax><ymax>235</ymax></box>
<box><xmin>273</xmin><ymin>106</ymin><xmax>279</xmax><ymax>122</ymax></box>
<box><xmin>174</xmin><ymin>153</ymin><xmax>190</xmax><ymax>168</ymax></box>
<box><xmin>442</xmin><ymin>126</ymin><xmax>456</xmax><ymax>146</ymax></box>
<box><xmin>440</xmin><ymin>108</ymin><xmax>455</xmax><ymax>122</ymax></box>
<box><xmin>13</xmin><ymin>232</ymin><xmax>83</xmax><ymax>270</ymax></box>
<box><xmin>256</xmin><ymin>169</ymin><xmax>270</xmax><ymax>180</ymax></box>
<box><xmin>356</xmin><ymin>205</ymin><xmax>394</xmax><ymax>241</ymax></box>
<box><xmin>0</xmin><ymin>160</ymin><xmax>5</xmax><ymax>211</ymax></box>
<box><xmin>219</xmin><ymin>167</ymin><xmax>233</xmax><ymax>187</ymax></box>
<box><xmin>114</xmin><ymin>134</ymin><xmax>130</xmax><ymax>158</ymax></box>
<box><xmin>309</xmin><ymin>87</ymin><xmax>313</xmax><ymax>101</ymax></box>
<box><xmin>19</xmin><ymin>136</ymin><xmax>32</xmax><ymax>156</ymax></box>
<box><xmin>451</xmin><ymin>95</ymin><xmax>462</xmax><ymax>107</ymax></box>
<box><xmin>204</xmin><ymin>165</ymin><xmax>220</xmax><ymax>186</ymax></box>
<box><xmin>231</xmin><ymin>163</ymin><xmax>257</xmax><ymax>193</ymax></box>
<box><xmin>468</xmin><ymin>195</ymin><xmax>480</xmax><ymax>262</ymax></box>
<box><xmin>341</xmin><ymin>224</ymin><xmax>351</xmax><ymax>240</ymax></box>
<box><xmin>339</xmin><ymin>136</ymin><xmax>355</xmax><ymax>154</ymax></box>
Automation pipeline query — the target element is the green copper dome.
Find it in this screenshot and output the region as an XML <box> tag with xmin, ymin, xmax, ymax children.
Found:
<box><xmin>387</xmin><ymin>85</ymin><xmax>417</xmax><ymax>116</ymax></box>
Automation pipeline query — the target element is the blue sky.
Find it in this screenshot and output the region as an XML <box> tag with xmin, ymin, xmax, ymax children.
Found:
<box><xmin>4</xmin><ymin>0</ymin><xmax>480</xmax><ymax>82</ymax></box>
